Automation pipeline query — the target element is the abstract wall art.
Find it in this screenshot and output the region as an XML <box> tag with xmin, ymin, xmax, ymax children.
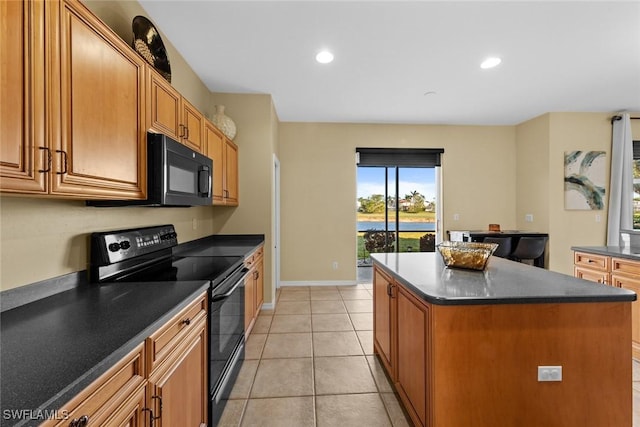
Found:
<box><xmin>564</xmin><ymin>150</ymin><xmax>606</xmax><ymax>210</ymax></box>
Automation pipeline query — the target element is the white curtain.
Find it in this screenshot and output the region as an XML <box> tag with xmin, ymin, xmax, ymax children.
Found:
<box><xmin>607</xmin><ymin>113</ymin><xmax>634</xmax><ymax>246</ymax></box>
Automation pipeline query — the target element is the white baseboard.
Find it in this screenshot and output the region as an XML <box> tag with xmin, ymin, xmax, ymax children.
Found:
<box><xmin>260</xmin><ymin>302</ymin><xmax>275</xmax><ymax>310</ymax></box>
<box><xmin>278</xmin><ymin>280</ymin><xmax>358</xmax><ymax>288</ymax></box>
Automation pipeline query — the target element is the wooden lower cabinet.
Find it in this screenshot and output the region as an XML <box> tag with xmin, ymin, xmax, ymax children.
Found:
<box><xmin>42</xmin><ymin>344</ymin><xmax>146</xmax><ymax>427</ymax></box>
<box><xmin>104</xmin><ymin>385</ymin><xmax>146</xmax><ymax>427</ymax></box>
<box><xmin>373</xmin><ymin>267</ymin><xmax>395</xmax><ymax>378</ymax></box>
<box><xmin>612</xmin><ymin>272</ymin><xmax>640</xmax><ymax>360</ymax></box>
<box><xmin>147</xmin><ymin>318</ymin><xmax>208</xmax><ymax>427</ymax></box>
<box><xmin>396</xmin><ymin>286</ymin><xmax>428</xmax><ymax>427</ymax></box>
<box><xmin>245</xmin><ymin>245</ymin><xmax>264</xmax><ymax>335</ymax></box>
<box><xmin>574</xmin><ymin>251</ymin><xmax>640</xmax><ymax>360</ymax></box>
<box><xmin>244</xmin><ymin>269</ymin><xmax>256</xmax><ymax>333</ymax></box>
<box><xmin>43</xmin><ymin>293</ymin><xmax>208</xmax><ymax>427</ymax></box>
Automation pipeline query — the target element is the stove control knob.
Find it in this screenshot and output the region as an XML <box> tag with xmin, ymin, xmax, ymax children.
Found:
<box><xmin>108</xmin><ymin>243</ymin><xmax>120</xmax><ymax>252</ymax></box>
<box><xmin>120</xmin><ymin>240</ymin><xmax>131</xmax><ymax>250</ymax></box>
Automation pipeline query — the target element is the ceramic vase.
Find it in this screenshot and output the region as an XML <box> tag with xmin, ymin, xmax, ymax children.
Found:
<box><xmin>211</xmin><ymin>105</ymin><xmax>237</xmax><ymax>140</ymax></box>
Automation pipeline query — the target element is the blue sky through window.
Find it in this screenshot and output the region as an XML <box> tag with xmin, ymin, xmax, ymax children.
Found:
<box><xmin>357</xmin><ymin>167</ymin><xmax>436</xmax><ymax>202</ymax></box>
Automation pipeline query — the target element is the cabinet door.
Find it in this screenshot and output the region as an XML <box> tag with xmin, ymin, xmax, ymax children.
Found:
<box><xmin>254</xmin><ymin>256</ymin><xmax>264</xmax><ymax>317</ymax></box>
<box><xmin>103</xmin><ymin>385</ymin><xmax>146</xmax><ymax>427</ymax></box>
<box><xmin>373</xmin><ymin>266</ymin><xmax>395</xmax><ymax>378</ymax></box>
<box><xmin>396</xmin><ymin>286</ymin><xmax>428</xmax><ymax>427</ymax></box>
<box><xmin>224</xmin><ymin>139</ymin><xmax>239</xmax><ymax>205</ymax></box>
<box><xmin>148</xmin><ymin>68</ymin><xmax>181</xmax><ymax>140</ymax></box>
<box><xmin>0</xmin><ymin>0</ymin><xmax>47</xmax><ymax>193</ymax></box>
<box><xmin>182</xmin><ymin>99</ymin><xmax>203</xmax><ymax>153</ymax></box>
<box><xmin>49</xmin><ymin>0</ymin><xmax>146</xmax><ymax>199</ymax></box>
<box><xmin>611</xmin><ymin>273</ymin><xmax>640</xmax><ymax>360</ymax></box>
<box><xmin>148</xmin><ymin>319</ymin><xmax>208</xmax><ymax>427</ymax></box>
<box><xmin>245</xmin><ymin>270</ymin><xmax>256</xmax><ymax>334</ymax></box>
<box><xmin>205</xmin><ymin>122</ymin><xmax>225</xmax><ymax>204</ymax></box>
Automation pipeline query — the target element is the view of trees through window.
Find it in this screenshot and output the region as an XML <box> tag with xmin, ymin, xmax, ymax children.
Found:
<box><xmin>357</xmin><ymin>166</ymin><xmax>436</xmax><ymax>264</ymax></box>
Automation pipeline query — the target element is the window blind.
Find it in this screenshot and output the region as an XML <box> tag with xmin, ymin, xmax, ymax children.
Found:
<box><xmin>355</xmin><ymin>147</ymin><xmax>444</xmax><ymax>167</ymax></box>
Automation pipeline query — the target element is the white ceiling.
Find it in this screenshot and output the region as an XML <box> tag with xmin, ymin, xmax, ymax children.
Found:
<box><xmin>138</xmin><ymin>1</ymin><xmax>640</xmax><ymax>126</ymax></box>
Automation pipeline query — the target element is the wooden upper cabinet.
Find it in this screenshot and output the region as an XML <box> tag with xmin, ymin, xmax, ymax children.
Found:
<box><xmin>181</xmin><ymin>98</ymin><xmax>204</xmax><ymax>152</ymax></box>
<box><xmin>1</xmin><ymin>0</ymin><xmax>146</xmax><ymax>199</ymax></box>
<box><xmin>48</xmin><ymin>0</ymin><xmax>147</xmax><ymax>199</ymax></box>
<box><xmin>204</xmin><ymin>122</ymin><xmax>238</xmax><ymax>206</ymax></box>
<box><xmin>148</xmin><ymin>69</ymin><xmax>181</xmax><ymax>140</ymax></box>
<box><xmin>224</xmin><ymin>138</ymin><xmax>239</xmax><ymax>205</ymax></box>
<box><xmin>0</xmin><ymin>0</ymin><xmax>47</xmax><ymax>193</ymax></box>
<box><xmin>148</xmin><ymin>68</ymin><xmax>204</xmax><ymax>153</ymax></box>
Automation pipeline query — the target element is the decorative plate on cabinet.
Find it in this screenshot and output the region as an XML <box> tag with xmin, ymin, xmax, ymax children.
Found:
<box><xmin>132</xmin><ymin>16</ymin><xmax>171</xmax><ymax>82</ymax></box>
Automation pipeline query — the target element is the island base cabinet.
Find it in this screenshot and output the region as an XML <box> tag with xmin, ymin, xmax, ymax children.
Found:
<box><xmin>373</xmin><ymin>266</ymin><xmax>396</xmax><ymax>379</ymax></box>
<box><xmin>396</xmin><ymin>286</ymin><xmax>428</xmax><ymax>427</ymax></box>
<box><xmin>430</xmin><ymin>302</ymin><xmax>631</xmax><ymax>427</ymax></box>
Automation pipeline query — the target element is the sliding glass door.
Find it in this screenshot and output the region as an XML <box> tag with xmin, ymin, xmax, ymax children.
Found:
<box><xmin>357</xmin><ymin>165</ymin><xmax>438</xmax><ymax>265</ymax></box>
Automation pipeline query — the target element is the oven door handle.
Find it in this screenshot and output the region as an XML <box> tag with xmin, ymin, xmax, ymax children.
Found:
<box><xmin>212</xmin><ymin>268</ymin><xmax>250</xmax><ymax>301</ymax></box>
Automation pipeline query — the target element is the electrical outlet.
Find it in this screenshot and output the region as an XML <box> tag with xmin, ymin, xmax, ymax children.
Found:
<box><xmin>453</xmin><ymin>213</ymin><xmax>460</xmax><ymax>221</ymax></box>
<box><xmin>538</xmin><ymin>366</ymin><xmax>562</xmax><ymax>382</ymax></box>
<box><xmin>525</xmin><ymin>214</ymin><xmax>534</xmax><ymax>222</ymax></box>
<box><xmin>595</xmin><ymin>214</ymin><xmax>601</xmax><ymax>223</ymax></box>
<box><xmin>332</xmin><ymin>261</ymin><xmax>339</xmax><ymax>270</ymax></box>
<box><xmin>192</xmin><ymin>218</ymin><xmax>197</xmax><ymax>230</ymax></box>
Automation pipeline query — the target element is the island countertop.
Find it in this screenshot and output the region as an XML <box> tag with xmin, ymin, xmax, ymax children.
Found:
<box><xmin>371</xmin><ymin>252</ymin><xmax>636</xmax><ymax>305</ymax></box>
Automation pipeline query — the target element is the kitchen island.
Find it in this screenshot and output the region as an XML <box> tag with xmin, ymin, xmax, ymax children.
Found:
<box><xmin>371</xmin><ymin>252</ymin><xmax>636</xmax><ymax>427</ymax></box>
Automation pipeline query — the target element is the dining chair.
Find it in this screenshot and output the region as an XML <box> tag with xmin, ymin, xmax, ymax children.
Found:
<box><xmin>483</xmin><ymin>236</ymin><xmax>512</xmax><ymax>258</ymax></box>
<box><xmin>510</xmin><ymin>237</ymin><xmax>548</xmax><ymax>266</ymax></box>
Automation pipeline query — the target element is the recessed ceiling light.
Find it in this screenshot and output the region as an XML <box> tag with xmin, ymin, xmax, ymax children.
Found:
<box><xmin>480</xmin><ymin>57</ymin><xmax>502</xmax><ymax>69</ymax></box>
<box><xmin>316</xmin><ymin>50</ymin><xmax>334</xmax><ymax>64</ymax></box>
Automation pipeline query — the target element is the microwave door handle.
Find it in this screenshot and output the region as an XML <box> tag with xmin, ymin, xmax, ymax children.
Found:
<box><xmin>198</xmin><ymin>166</ymin><xmax>211</xmax><ymax>197</ymax></box>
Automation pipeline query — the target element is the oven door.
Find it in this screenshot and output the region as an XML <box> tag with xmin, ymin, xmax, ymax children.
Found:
<box><xmin>210</xmin><ymin>266</ymin><xmax>248</xmax><ymax>394</ymax></box>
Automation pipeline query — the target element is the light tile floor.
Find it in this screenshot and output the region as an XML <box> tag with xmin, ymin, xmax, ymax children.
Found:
<box><xmin>218</xmin><ymin>284</ymin><xmax>411</xmax><ymax>427</ymax></box>
<box><xmin>219</xmin><ymin>282</ymin><xmax>640</xmax><ymax>427</ymax></box>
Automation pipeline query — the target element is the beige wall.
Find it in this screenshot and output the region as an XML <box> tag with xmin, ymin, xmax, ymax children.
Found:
<box><xmin>278</xmin><ymin>123</ymin><xmax>516</xmax><ymax>282</ymax></box>
<box><xmin>514</xmin><ymin>112</ymin><xmax>640</xmax><ymax>275</ymax></box>
<box><xmin>0</xmin><ymin>197</ymin><xmax>218</xmax><ymax>290</ymax></box>
<box><xmin>209</xmin><ymin>93</ymin><xmax>278</xmax><ymax>305</ymax></box>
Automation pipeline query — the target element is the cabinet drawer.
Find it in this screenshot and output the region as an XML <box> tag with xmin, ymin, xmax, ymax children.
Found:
<box><xmin>146</xmin><ymin>293</ymin><xmax>207</xmax><ymax>374</ymax></box>
<box><xmin>244</xmin><ymin>245</ymin><xmax>264</xmax><ymax>268</ymax></box>
<box><xmin>575</xmin><ymin>266</ymin><xmax>610</xmax><ymax>285</ymax></box>
<box><xmin>574</xmin><ymin>251</ymin><xmax>609</xmax><ymax>271</ymax></box>
<box><xmin>44</xmin><ymin>344</ymin><xmax>145</xmax><ymax>427</ymax></box>
<box><xmin>611</xmin><ymin>257</ymin><xmax>640</xmax><ymax>277</ymax></box>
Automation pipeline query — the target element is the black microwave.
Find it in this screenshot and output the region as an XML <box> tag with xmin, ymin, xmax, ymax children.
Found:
<box><xmin>88</xmin><ymin>132</ymin><xmax>212</xmax><ymax>207</ymax></box>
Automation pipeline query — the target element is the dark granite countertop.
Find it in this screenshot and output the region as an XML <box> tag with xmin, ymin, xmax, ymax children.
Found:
<box><xmin>371</xmin><ymin>252</ymin><xmax>636</xmax><ymax>305</ymax></box>
<box><xmin>173</xmin><ymin>234</ymin><xmax>265</xmax><ymax>257</ymax></box>
<box><xmin>0</xmin><ymin>280</ymin><xmax>210</xmax><ymax>427</ymax></box>
<box><xmin>571</xmin><ymin>245</ymin><xmax>640</xmax><ymax>262</ymax></box>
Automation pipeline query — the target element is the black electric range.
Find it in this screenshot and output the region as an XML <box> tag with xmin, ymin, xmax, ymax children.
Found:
<box><xmin>90</xmin><ymin>225</ymin><xmax>247</xmax><ymax>427</ymax></box>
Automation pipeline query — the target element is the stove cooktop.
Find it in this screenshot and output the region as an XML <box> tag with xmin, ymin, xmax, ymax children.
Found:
<box><xmin>112</xmin><ymin>255</ymin><xmax>244</xmax><ymax>284</ymax></box>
